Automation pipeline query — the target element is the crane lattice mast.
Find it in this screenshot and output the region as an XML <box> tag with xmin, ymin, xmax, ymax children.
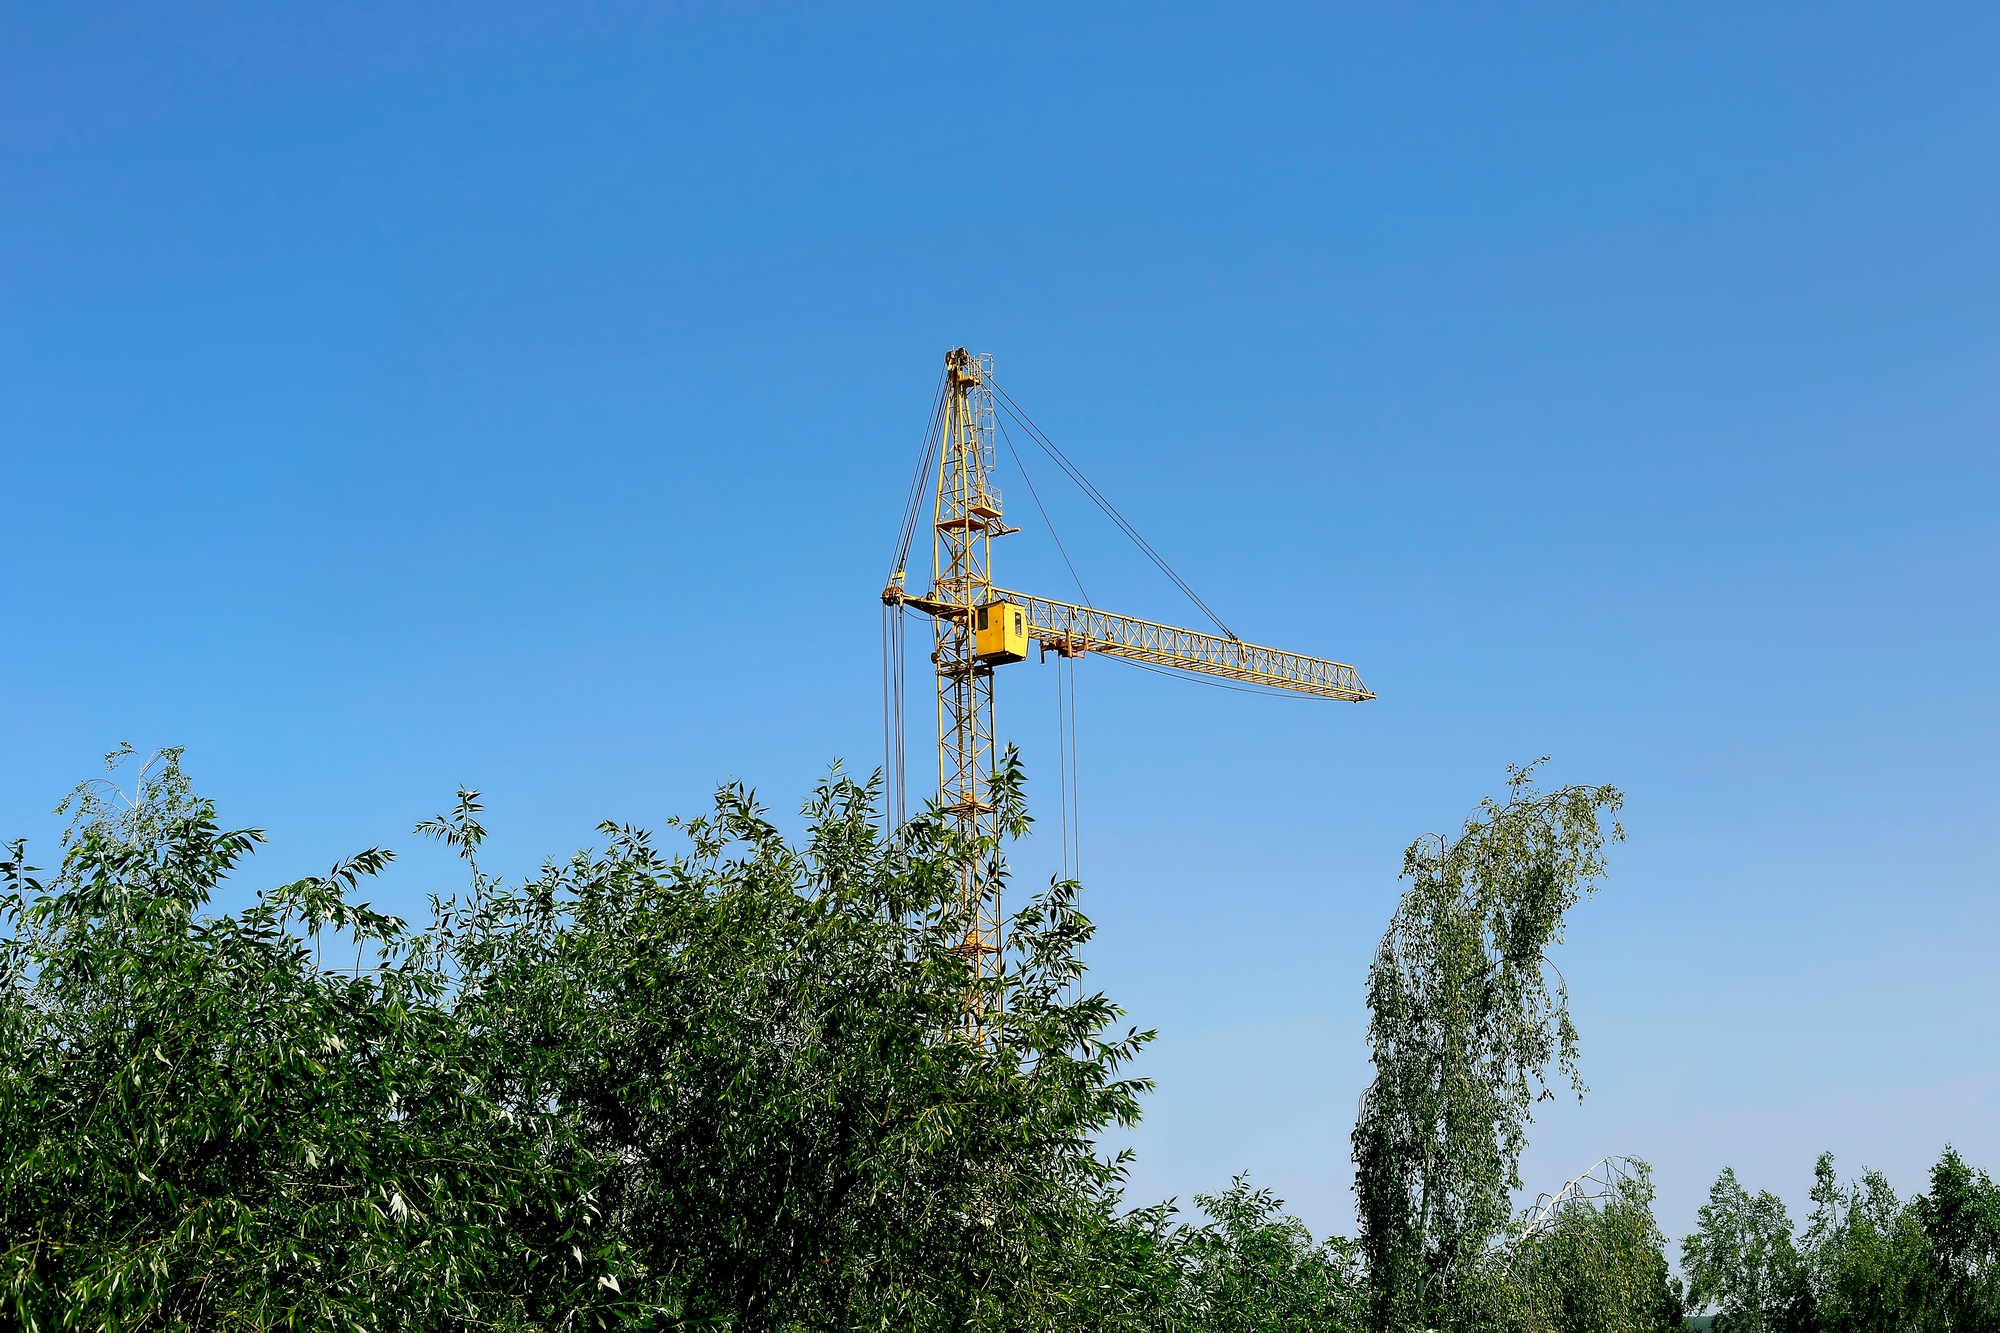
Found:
<box><xmin>883</xmin><ymin>347</ymin><xmax>1375</xmax><ymax>1040</ymax></box>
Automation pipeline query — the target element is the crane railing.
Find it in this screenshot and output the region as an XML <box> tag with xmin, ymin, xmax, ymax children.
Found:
<box><xmin>989</xmin><ymin>589</ymin><xmax>1375</xmax><ymax>701</ymax></box>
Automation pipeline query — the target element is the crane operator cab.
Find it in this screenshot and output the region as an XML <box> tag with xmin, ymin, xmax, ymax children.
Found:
<box><xmin>974</xmin><ymin>601</ymin><xmax>1028</xmax><ymax>665</ymax></box>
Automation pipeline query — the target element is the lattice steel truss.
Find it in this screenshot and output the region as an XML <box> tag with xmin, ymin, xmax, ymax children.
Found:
<box><xmin>995</xmin><ymin>589</ymin><xmax>1374</xmax><ymax>699</ymax></box>
<box><xmin>929</xmin><ymin>349</ymin><xmax>1007</xmax><ymax>1036</ymax></box>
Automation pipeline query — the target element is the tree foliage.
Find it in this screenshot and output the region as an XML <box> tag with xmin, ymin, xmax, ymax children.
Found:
<box><xmin>0</xmin><ymin>750</ymin><xmax>574</xmax><ymax>1328</ymax></box>
<box><xmin>435</xmin><ymin>758</ymin><xmax>1151</xmax><ymax>1330</ymax></box>
<box><xmin>1683</xmin><ymin>1167</ymin><xmax>1806</xmax><ymax>1331</ymax></box>
<box><xmin>1017</xmin><ymin>1175</ymin><xmax>1366</xmax><ymax>1333</ymax></box>
<box><xmin>1504</xmin><ymin>1163</ymin><xmax>1687</xmax><ymax>1333</ymax></box>
<box><xmin>1352</xmin><ymin>760</ymin><xmax>1624</xmax><ymax>1330</ymax></box>
<box><xmin>0</xmin><ymin>748</ymin><xmax>1152</xmax><ymax>1330</ymax></box>
<box><xmin>1684</xmin><ymin>1148</ymin><xmax>2000</xmax><ymax>1332</ymax></box>
<box><xmin>58</xmin><ymin>747</ymin><xmax>2000</xmax><ymax>1331</ymax></box>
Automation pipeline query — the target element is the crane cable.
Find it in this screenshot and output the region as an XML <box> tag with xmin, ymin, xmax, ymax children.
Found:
<box><xmin>995</xmin><ymin>416</ymin><xmax>1091</xmax><ymax>607</ymax></box>
<box><xmin>992</xmin><ymin>413</ymin><xmax>1090</xmax><ymax>878</ymax></box>
<box><xmin>991</xmin><ymin>381</ymin><xmax>1240</xmax><ymax>642</ymax></box>
<box><xmin>883</xmin><ymin>366</ymin><xmax>951</xmax><ymax>829</ymax></box>
<box><xmin>888</xmin><ymin>368</ymin><xmax>950</xmax><ymax>585</ymax></box>
<box><xmin>993</xmin><ymin>372</ymin><xmax>1295</xmax><ymax>881</ymax></box>
<box><xmin>882</xmin><ymin>599</ymin><xmax>908</xmax><ymax>827</ymax></box>
<box><xmin>1063</xmin><ymin>645</ymin><xmax>1081</xmax><ymax>882</ymax></box>
<box><xmin>997</xmin><ymin>391</ymin><xmax>1317</xmax><ymax>854</ymax></box>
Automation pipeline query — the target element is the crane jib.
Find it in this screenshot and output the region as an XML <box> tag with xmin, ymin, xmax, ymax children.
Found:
<box><xmin>990</xmin><ymin>589</ymin><xmax>1375</xmax><ymax>701</ymax></box>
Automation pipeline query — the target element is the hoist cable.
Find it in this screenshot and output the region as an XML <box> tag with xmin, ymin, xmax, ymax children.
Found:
<box><xmin>883</xmin><ymin>364</ymin><xmax>951</xmax><ymax>831</ymax></box>
<box><xmin>882</xmin><ymin>602</ymin><xmax>908</xmax><ymax>827</ymax></box>
<box><xmin>1054</xmin><ymin>648</ymin><xmax>1070</xmax><ymax>879</ymax></box>
<box><xmin>1066</xmin><ymin>649</ymin><xmax>1081</xmax><ymax>884</ymax></box>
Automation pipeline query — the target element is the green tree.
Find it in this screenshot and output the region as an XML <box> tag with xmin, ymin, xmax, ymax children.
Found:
<box><xmin>0</xmin><ymin>749</ymin><xmax>601</xmax><ymax>1329</ymax></box>
<box><xmin>1684</xmin><ymin>1148</ymin><xmax>2000</xmax><ymax>1333</ymax></box>
<box><xmin>1682</xmin><ymin>1167</ymin><xmax>1808</xmax><ymax>1332</ymax></box>
<box><xmin>1026</xmin><ymin>1176</ymin><xmax>1365</xmax><ymax>1333</ymax></box>
<box><xmin>1912</xmin><ymin>1147</ymin><xmax>2000</xmax><ymax>1331</ymax></box>
<box><xmin>1351</xmin><ymin>761</ymin><xmax>1624</xmax><ymax>1331</ymax></box>
<box><xmin>1797</xmin><ymin>1152</ymin><xmax>1927</xmax><ymax>1332</ymax></box>
<box><xmin>1165</xmin><ymin>1176</ymin><xmax>1365</xmax><ymax>1333</ymax></box>
<box><xmin>439</xmin><ymin>753</ymin><xmax>1154</xmax><ymax>1331</ymax></box>
<box><xmin>0</xmin><ymin>747</ymin><xmax>1154</xmax><ymax>1330</ymax></box>
<box><xmin>1506</xmin><ymin>1163</ymin><xmax>1685</xmax><ymax>1333</ymax></box>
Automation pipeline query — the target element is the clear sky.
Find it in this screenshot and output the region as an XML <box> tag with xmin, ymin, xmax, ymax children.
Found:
<box><xmin>3</xmin><ymin>2</ymin><xmax>1996</xmax><ymax>1243</ymax></box>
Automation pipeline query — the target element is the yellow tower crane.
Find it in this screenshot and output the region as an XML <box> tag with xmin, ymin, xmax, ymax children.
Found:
<box><xmin>881</xmin><ymin>347</ymin><xmax>1375</xmax><ymax>1039</ymax></box>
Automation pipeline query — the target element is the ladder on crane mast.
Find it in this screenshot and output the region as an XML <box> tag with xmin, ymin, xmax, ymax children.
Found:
<box><xmin>881</xmin><ymin>347</ymin><xmax>1375</xmax><ymax>1041</ymax></box>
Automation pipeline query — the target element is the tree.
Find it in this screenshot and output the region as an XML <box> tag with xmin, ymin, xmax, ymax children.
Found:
<box><xmin>0</xmin><ymin>746</ymin><xmax>1154</xmax><ymax>1330</ymax></box>
<box><xmin>0</xmin><ymin>748</ymin><xmax>598</xmax><ymax>1329</ymax></box>
<box><xmin>439</xmin><ymin>752</ymin><xmax>1155</xmax><ymax>1330</ymax></box>
<box><xmin>1507</xmin><ymin>1163</ymin><xmax>1686</xmax><ymax>1333</ymax></box>
<box><xmin>1166</xmin><ymin>1176</ymin><xmax>1366</xmax><ymax>1333</ymax></box>
<box><xmin>1684</xmin><ymin>1148</ymin><xmax>2000</xmax><ymax>1333</ymax></box>
<box><xmin>1913</xmin><ymin>1147</ymin><xmax>2000</xmax><ymax>1330</ymax></box>
<box><xmin>1351</xmin><ymin>761</ymin><xmax>1625</xmax><ymax>1331</ymax></box>
<box><xmin>1682</xmin><ymin>1168</ymin><xmax>1809</xmax><ymax>1332</ymax></box>
<box><xmin>1796</xmin><ymin>1152</ymin><xmax>1927</xmax><ymax>1332</ymax></box>
<box><xmin>1025</xmin><ymin>1176</ymin><xmax>1366</xmax><ymax>1333</ymax></box>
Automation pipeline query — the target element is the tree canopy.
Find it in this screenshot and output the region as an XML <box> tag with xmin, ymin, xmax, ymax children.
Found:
<box><xmin>3</xmin><ymin>747</ymin><xmax>1989</xmax><ymax>1332</ymax></box>
<box><xmin>0</xmin><ymin>748</ymin><xmax>1148</xmax><ymax>1330</ymax></box>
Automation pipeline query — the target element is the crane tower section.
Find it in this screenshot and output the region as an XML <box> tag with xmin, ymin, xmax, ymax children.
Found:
<box><xmin>931</xmin><ymin>349</ymin><xmax>1008</xmax><ymax>1023</ymax></box>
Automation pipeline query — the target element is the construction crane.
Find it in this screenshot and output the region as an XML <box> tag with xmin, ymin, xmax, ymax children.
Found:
<box><xmin>881</xmin><ymin>347</ymin><xmax>1374</xmax><ymax>1039</ymax></box>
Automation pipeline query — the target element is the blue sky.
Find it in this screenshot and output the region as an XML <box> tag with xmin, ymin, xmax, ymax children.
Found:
<box><xmin>3</xmin><ymin>1</ymin><xmax>1996</xmax><ymax>1242</ymax></box>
